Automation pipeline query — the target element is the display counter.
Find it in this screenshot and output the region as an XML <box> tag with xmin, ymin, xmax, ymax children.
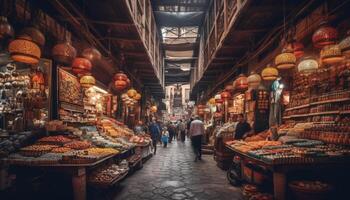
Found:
<box><xmin>225</xmin><ymin>141</ymin><xmax>350</xmax><ymax>200</ymax></box>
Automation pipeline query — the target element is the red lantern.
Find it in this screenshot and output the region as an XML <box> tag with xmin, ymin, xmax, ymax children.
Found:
<box><xmin>82</xmin><ymin>47</ymin><xmax>102</xmax><ymax>61</ymax></box>
<box><xmin>235</xmin><ymin>74</ymin><xmax>248</xmax><ymax>91</ymax></box>
<box><xmin>221</xmin><ymin>91</ymin><xmax>231</xmax><ymax>100</ymax></box>
<box><xmin>312</xmin><ymin>21</ymin><xmax>338</xmax><ymax>49</ymax></box>
<box><xmin>291</xmin><ymin>41</ymin><xmax>304</xmax><ymax>59</ymax></box>
<box><xmin>113</xmin><ymin>71</ymin><xmax>129</xmax><ymax>91</ymax></box>
<box><xmin>72</xmin><ymin>57</ymin><xmax>92</xmax><ymax>77</ymax></box>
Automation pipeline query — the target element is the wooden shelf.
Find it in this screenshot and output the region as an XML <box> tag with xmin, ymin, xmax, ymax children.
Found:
<box><xmin>285</xmin><ymin>104</ymin><xmax>310</xmax><ymax>111</ymax></box>
<box><xmin>284</xmin><ymin>111</ymin><xmax>340</xmax><ymax>119</ymax></box>
<box><xmin>310</xmin><ymin>98</ymin><xmax>350</xmax><ymax>106</ymax></box>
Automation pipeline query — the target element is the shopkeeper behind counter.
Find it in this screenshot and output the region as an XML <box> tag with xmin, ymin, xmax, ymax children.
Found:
<box><xmin>234</xmin><ymin>114</ymin><xmax>252</xmax><ymax>140</ymax></box>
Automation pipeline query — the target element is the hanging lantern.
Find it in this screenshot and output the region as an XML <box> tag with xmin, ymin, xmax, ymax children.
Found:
<box><xmin>52</xmin><ymin>41</ymin><xmax>77</xmax><ymax>65</ymax></box>
<box><xmin>8</xmin><ymin>35</ymin><xmax>41</xmax><ymax>64</ymax></box>
<box><xmin>297</xmin><ymin>56</ymin><xmax>319</xmax><ymax>73</ymax></box>
<box><xmin>150</xmin><ymin>105</ymin><xmax>157</xmax><ymax>113</ymax></box>
<box><xmin>82</xmin><ymin>47</ymin><xmax>102</xmax><ymax>61</ymax></box>
<box><xmin>208</xmin><ymin>98</ymin><xmax>216</xmax><ymax>105</ymax></box>
<box><xmin>261</xmin><ymin>65</ymin><xmax>279</xmax><ymax>81</ymax></box>
<box><xmin>320</xmin><ymin>44</ymin><xmax>344</xmax><ymax>65</ymax></box>
<box><xmin>72</xmin><ymin>57</ymin><xmax>92</xmax><ymax>76</ymax></box>
<box><xmin>113</xmin><ymin>71</ymin><xmax>128</xmax><ymax>91</ymax></box>
<box><xmin>127</xmin><ymin>88</ymin><xmax>137</xmax><ymax>98</ymax></box>
<box><xmin>0</xmin><ymin>16</ymin><xmax>14</xmax><ymax>40</ymax></box>
<box><xmin>20</xmin><ymin>27</ymin><xmax>45</xmax><ymax>47</ymax></box>
<box><xmin>312</xmin><ymin>21</ymin><xmax>338</xmax><ymax>49</ymax></box>
<box><xmin>235</xmin><ymin>74</ymin><xmax>248</xmax><ymax>91</ymax></box>
<box><xmin>339</xmin><ymin>30</ymin><xmax>350</xmax><ymax>57</ymax></box>
<box><xmin>115</xmin><ymin>80</ymin><xmax>128</xmax><ymax>91</ymax></box>
<box><xmin>247</xmin><ymin>71</ymin><xmax>261</xmax><ymax>89</ymax></box>
<box><xmin>291</xmin><ymin>41</ymin><xmax>304</xmax><ymax>59</ymax></box>
<box><xmin>133</xmin><ymin>93</ymin><xmax>141</xmax><ymax>101</ymax></box>
<box><xmin>221</xmin><ymin>91</ymin><xmax>231</xmax><ymax>100</ymax></box>
<box><xmin>80</xmin><ymin>74</ymin><xmax>96</xmax><ymax>88</ymax></box>
<box><xmin>275</xmin><ymin>47</ymin><xmax>296</xmax><ymax>69</ymax></box>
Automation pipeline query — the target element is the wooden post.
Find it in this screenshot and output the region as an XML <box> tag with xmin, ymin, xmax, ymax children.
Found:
<box><xmin>273</xmin><ymin>172</ymin><xmax>287</xmax><ymax>200</ymax></box>
<box><xmin>72</xmin><ymin>168</ymin><xmax>86</xmax><ymax>200</ymax></box>
<box><xmin>224</xmin><ymin>100</ymin><xmax>228</xmax><ymax>122</ymax></box>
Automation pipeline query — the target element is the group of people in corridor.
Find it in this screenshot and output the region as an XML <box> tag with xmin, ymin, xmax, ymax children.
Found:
<box><xmin>146</xmin><ymin>113</ymin><xmax>252</xmax><ymax>162</ymax></box>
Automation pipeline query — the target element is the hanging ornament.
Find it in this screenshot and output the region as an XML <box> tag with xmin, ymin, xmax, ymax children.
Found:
<box><xmin>275</xmin><ymin>46</ymin><xmax>296</xmax><ymax>69</ymax></box>
<box><xmin>72</xmin><ymin>57</ymin><xmax>92</xmax><ymax>76</ymax></box>
<box><xmin>127</xmin><ymin>88</ymin><xmax>137</xmax><ymax>98</ymax></box>
<box><xmin>312</xmin><ymin>21</ymin><xmax>338</xmax><ymax>49</ymax></box>
<box><xmin>320</xmin><ymin>44</ymin><xmax>344</xmax><ymax>65</ymax></box>
<box><xmin>82</xmin><ymin>47</ymin><xmax>102</xmax><ymax>62</ymax></box>
<box><xmin>339</xmin><ymin>30</ymin><xmax>350</xmax><ymax>57</ymax></box>
<box><xmin>79</xmin><ymin>74</ymin><xmax>96</xmax><ymax>88</ymax></box>
<box><xmin>261</xmin><ymin>65</ymin><xmax>279</xmax><ymax>81</ymax></box>
<box><xmin>20</xmin><ymin>27</ymin><xmax>45</xmax><ymax>47</ymax></box>
<box><xmin>0</xmin><ymin>16</ymin><xmax>14</xmax><ymax>40</ymax></box>
<box><xmin>297</xmin><ymin>56</ymin><xmax>319</xmax><ymax>73</ymax></box>
<box><xmin>52</xmin><ymin>41</ymin><xmax>77</xmax><ymax>65</ymax></box>
<box><xmin>8</xmin><ymin>35</ymin><xmax>41</xmax><ymax>64</ymax></box>
<box><xmin>247</xmin><ymin>71</ymin><xmax>261</xmax><ymax>89</ymax></box>
<box><xmin>235</xmin><ymin>74</ymin><xmax>248</xmax><ymax>91</ymax></box>
<box><xmin>291</xmin><ymin>41</ymin><xmax>304</xmax><ymax>59</ymax></box>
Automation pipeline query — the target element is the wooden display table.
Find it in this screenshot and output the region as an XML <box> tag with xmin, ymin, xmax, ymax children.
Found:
<box><xmin>225</xmin><ymin>145</ymin><xmax>350</xmax><ymax>200</ymax></box>
<box><xmin>1</xmin><ymin>153</ymin><xmax>122</xmax><ymax>200</ymax></box>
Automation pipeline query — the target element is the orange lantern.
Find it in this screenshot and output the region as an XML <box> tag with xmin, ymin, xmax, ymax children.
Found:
<box><xmin>113</xmin><ymin>71</ymin><xmax>128</xmax><ymax>91</ymax></box>
<box><xmin>235</xmin><ymin>74</ymin><xmax>248</xmax><ymax>90</ymax></box>
<box><xmin>221</xmin><ymin>91</ymin><xmax>231</xmax><ymax>100</ymax></box>
<box><xmin>80</xmin><ymin>75</ymin><xmax>96</xmax><ymax>88</ymax></box>
<box><xmin>261</xmin><ymin>65</ymin><xmax>279</xmax><ymax>81</ymax></box>
<box><xmin>115</xmin><ymin>80</ymin><xmax>128</xmax><ymax>91</ymax></box>
<box><xmin>127</xmin><ymin>88</ymin><xmax>137</xmax><ymax>98</ymax></box>
<box><xmin>72</xmin><ymin>57</ymin><xmax>92</xmax><ymax>76</ymax></box>
<box><xmin>8</xmin><ymin>35</ymin><xmax>41</xmax><ymax>64</ymax></box>
<box><xmin>291</xmin><ymin>41</ymin><xmax>304</xmax><ymax>59</ymax></box>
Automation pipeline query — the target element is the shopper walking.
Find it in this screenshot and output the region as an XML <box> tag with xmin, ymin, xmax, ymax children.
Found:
<box><xmin>168</xmin><ymin>122</ymin><xmax>176</xmax><ymax>143</ymax></box>
<box><xmin>179</xmin><ymin>119</ymin><xmax>186</xmax><ymax>142</ymax></box>
<box><xmin>149</xmin><ymin>118</ymin><xmax>161</xmax><ymax>155</ymax></box>
<box><xmin>161</xmin><ymin>127</ymin><xmax>169</xmax><ymax>148</ymax></box>
<box><xmin>189</xmin><ymin>116</ymin><xmax>204</xmax><ymax>162</ymax></box>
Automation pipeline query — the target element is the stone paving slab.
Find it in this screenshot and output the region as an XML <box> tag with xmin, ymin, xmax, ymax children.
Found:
<box><xmin>113</xmin><ymin>140</ymin><xmax>243</xmax><ymax>200</ymax></box>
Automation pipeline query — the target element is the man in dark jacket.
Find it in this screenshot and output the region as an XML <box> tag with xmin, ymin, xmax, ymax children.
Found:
<box><xmin>234</xmin><ymin>114</ymin><xmax>252</xmax><ymax>140</ymax></box>
<box><xmin>149</xmin><ymin>118</ymin><xmax>161</xmax><ymax>155</ymax></box>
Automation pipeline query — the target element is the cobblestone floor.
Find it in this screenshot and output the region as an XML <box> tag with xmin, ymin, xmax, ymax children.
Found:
<box><xmin>112</xmin><ymin>140</ymin><xmax>243</xmax><ymax>200</ymax></box>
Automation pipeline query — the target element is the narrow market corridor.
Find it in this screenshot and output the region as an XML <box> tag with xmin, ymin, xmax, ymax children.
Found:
<box><xmin>112</xmin><ymin>141</ymin><xmax>243</xmax><ymax>200</ymax></box>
